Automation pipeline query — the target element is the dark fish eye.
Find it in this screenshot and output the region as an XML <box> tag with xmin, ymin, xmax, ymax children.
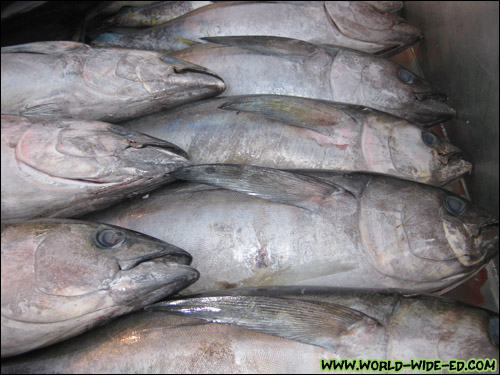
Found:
<box><xmin>422</xmin><ymin>131</ymin><xmax>439</xmax><ymax>146</ymax></box>
<box><xmin>108</xmin><ymin>125</ymin><xmax>133</xmax><ymax>136</ymax></box>
<box><xmin>398</xmin><ymin>68</ymin><xmax>415</xmax><ymax>84</ymax></box>
<box><xmin>444</xmin><ymin>196</ymin><xmax>467</xmax><ymax>216</ymax></box>
<box><xmin>95</xmin><ymin>229</ymin><xmax>126</xmax><ymax>248</ymax></box>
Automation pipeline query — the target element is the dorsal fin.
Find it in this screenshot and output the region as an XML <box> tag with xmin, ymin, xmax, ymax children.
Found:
<box><xmin>217</xmin><ymin>95</ymin><xmax>360</xmax><ymax>132</ymax></box>
<box><xmin>148</xmin><ymin>295</ymin><xmax>382</xmax><ymax>351</ymax></box>
<box><xmin>171</xmin><ymin>164</ymin><xmax>347</xmax><ymax>212</ymax></box>
<box><xmin>201</xmin><ymin>36</ymin><xmax>329</xmax><ymax>63</ymax></box>
<box><xmin>1</xmin><ymin>41</ymin><xmax>89</xmax><ymax>55</ymax></box>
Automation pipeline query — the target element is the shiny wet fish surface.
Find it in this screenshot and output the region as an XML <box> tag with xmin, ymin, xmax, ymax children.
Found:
<box><xmin>1</xmin><ymin>115</ymin><xmax>190</xmax><ymax>220</ymax></box>
<box><xmin>1</xmin><ymin>219</ymin><xmax>199</xmax><ymax>357</ymax></box>
<box><xmin>2</xmin><ymin>287</ymin><xmax>498</xmax><ymax>373</ymax></box>
<box><xmin>166</xmin><ymin>36</ymin><xmax>456</xmax><ymax>127</ymax></box>
<box><xmin>123</xmin><ymin>95</ymin><xmax>471</xmax><ymax>186</ymax></box>
<box><xmin>1</xmin><ymin>41</ymin><xmax>225</xmax><ymax>123</ymax></box>
<box><xmin>84</xmin><ymin>165</ymin><xmax>499</xmax><ymax>295</ymax></box>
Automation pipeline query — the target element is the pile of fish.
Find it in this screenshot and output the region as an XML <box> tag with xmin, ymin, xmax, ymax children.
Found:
<box><xmin>1</xmin><ymin>1</ymin><xmax>498</xmax><ymax>373</ymax></box>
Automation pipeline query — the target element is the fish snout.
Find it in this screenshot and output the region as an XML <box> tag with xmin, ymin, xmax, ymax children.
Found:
<box><xmin>110</xmin><ymin>261</ymin><xmax>200</xmax><ymax>306</ymax></box>
<box><xmin>109</xmin><ymin>233</ymin><xmax>198</xmax><ymax>306</ymax></box>
<box><xmin>160</xmin><ymin>54</ymin><xmax>226</xmax><ymax>95</ymax></box>
<box><xmin>411</xmin><ymin>98</ymin><xmax>457</xmax><ymax>127</ymax></box>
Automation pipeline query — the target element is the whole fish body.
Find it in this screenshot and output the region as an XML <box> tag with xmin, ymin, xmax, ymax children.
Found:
<box><xmin>163</xmin><ymin>36</ymin><xmax>456</xmax><ymax>127</ymax></box>
<box><xmin>123</xmin><ymin>95</ymin><xmax>471</xmax><ymax>186</ymax></box>
<box><xmin>1</xmin><ymin>115</ymin><xmax>190</xmax><ymax>220</ymax></box>
<box><xmin>105</xmin><ymin>1</ymin><xmax>402</xmax><ymax>29</ymax></box>
<box><xmin>83</xmin><ymin>165</ymin><xmax>499</xmax><ymax>295</ymax></box>
<box><xmin>93</xmin><ymin>1</ymin><xmax>422</xmax><ymax>56</ymax></box>
<box><xmin>0</xmin><ymin>41</ymin><xmax>225</xmax><ymax>123</ymax></box>
<box><xmin>0</xmin><ymin>219</ymin><xmax>199</xmax><ymax>357</ymax></box>
<box><xmin>2</xmin><ymin>287</ymin><xmax>497</xmax><ymax>373</ymax></box>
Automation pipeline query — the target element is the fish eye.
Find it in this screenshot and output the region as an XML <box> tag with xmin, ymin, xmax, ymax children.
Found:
<box><xmin>444</xmin><ymin>196</ymin><xmax>467</xmax><ymax>216</ymax></box>
<box><xmin>95</xmin><ymin>228</ymin><xmax>126</xmax><ymax>248</ymax></box>
<box><xmin>108</xmin><ymin>125</ymin><xmax>133</xmax><ymax>136</ymax></box>
<box><xmin>398</xmin><ymin>68</ymin><xmax>415</xmax><ymax>84</ymax></box>
<box><xmin>422</xmin><ymin>131</ymin><xmax>439</xmax><ymax>146</ymax></box>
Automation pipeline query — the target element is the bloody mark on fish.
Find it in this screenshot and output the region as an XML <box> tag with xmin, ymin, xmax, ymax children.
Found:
<box><xmin>291</xmin><ymin>127</ymin><xmax>348</xmax><ymax>149</ymax></box>
<box><xmin>196</xmin><ymin>340</ymin><xmax>234</xmax><ymax>362</ymax></box>
<box><xmin>216</xmin><ymin>281</ymin><xmax>238</xmax><ymax>290</ymax></box>
<box><xmin>255</xmin><ymin>246</ymin><xmax>269</xmax><ymax>268</ymax></box>
<box><xmin>445</xmin><ymin>268</ymin><xmax>488</xmax><ymax>307</ymax></box>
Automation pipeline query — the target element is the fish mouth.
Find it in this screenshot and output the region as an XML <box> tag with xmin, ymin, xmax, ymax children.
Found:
<box><xmin>117</xmin><ymin>243</ymin><xmax>193</xmax><ymax>271</ymax></box>
<box><xmin>110</xmin><ymin>260</ymin><xmax>200</xmax><ymax>306</ymax></box>
<box><xmin>471</xmin><ymin>221</ymin><xmax>499</xmax><ymax>262</ymax></box>
<box><xmin>436</xmin><ymin>157</ymin><xmax>473</xmax><ymax>185</ymax></box>
<box><xmin>436</xmin><ymin>149</ymin><xmax>465</xmax><ymax>165</ymax></box>
<box><xmin>444</xmin><ymin>218</ymin><xmax>499</xmax><ymax>267</ymax></box>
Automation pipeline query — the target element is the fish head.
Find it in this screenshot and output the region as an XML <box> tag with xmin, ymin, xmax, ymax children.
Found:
<box><xmin>324</xmin><ymin>1</ymin><xmax>422</xmax><ymax>55</ymax></box>
<box><xmin>15</xmin><ymin>120</ymin><xmax>189</xmax><ymax>186</ymax></box>
<box><xmin>359</xmin><ymin>177</ymin><xmax>498</xmax><ymax>291</ymax></box>
<box><xmin>439</xmin><ymin>194</ymin><xmax>499</xmax><ymax>268</ymax></box>
<box><xmin>156</xmin><ymin>54</ymin><xmax>226</xmax><ymax>105</ymax></box>
<box><xmin>84</xmin><ymin>48</ymin><xmax>225</xmax><ymax>109</ymax></box>
<box><xmin>331</xmin><ymin>51</ymin><xmax>456</xmax><ymax>126</ymax></box>
<box><xmin>366</xmin><ymin>115</ymin><xmax>473</xmax><ymax>185</ymax></box>
<box><xmin>1</xmin><ymin>219</ymin><xmax>199</xmax><ymax>326</ymax></box>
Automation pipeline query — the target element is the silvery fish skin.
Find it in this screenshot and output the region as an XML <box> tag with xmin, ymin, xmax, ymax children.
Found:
<box><xmin>123</xmin><ymin>95</ymin><xmax>471</xmax><ymax>186</ymax></box>
<box><xmin>93</xmin><ymin>1</ymin><xmax>422</xmax><ymax>57</ymax></box>
<box><xmin>2</xmin><ymin>287</ymin><xmax>497</xmax><ymax>373</ymax></box>
<box><xmin>165</xmin><ymin>36</ymin><xmax>456</xmax><ymax>127</ymax></box>
<box><xmin>84</xmin><ymin>165</ymin><xmax>499</xmax><ymax>295</ymax></box>
<box><xmin>106</xmin><ymin>1</ymin><xmax>214</xmax><ymax>27</ymax></box>
<box><xmin>0</xmin><ymin>219</ymin><xmax>199</xmax><ymax>357</ymax></box>
<box><xmin>0</xmin><ymin>41</ymin><xmax>225</xmax><ymax>123</ymax></box>
<box><xmin>1</xmin><ymin>115</ymin><xmax>190</xmax><ymax>220</ymax></box>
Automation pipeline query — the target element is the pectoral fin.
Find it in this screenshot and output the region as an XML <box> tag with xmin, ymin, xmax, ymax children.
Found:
<box><xmin>201</xmin><ymin>36</ymin><xmax>321</xmax><ymax>63</ymax></box>
<box><xmin>21</xmin><ymin>103</ymin><xmax>62</xmax><ymax>118</ymax></box>
<box><xmin>218</xmin><ymin>95</ymin><xmax>358</xmax><ymax>131</ymax></box>
<box><xmin>171</xmin><ymin>164</ymin><xmax>344</xmax><ymax>212</ymax></box>
<box><xmin>148</xmin><ymin>295</ymin><xmax>381</xmax><ymax>351</ymax></box>
<box><xmin>1</xmin><ymin>41</ymin><xmax>89</xmax><ymax>55</ymax></box>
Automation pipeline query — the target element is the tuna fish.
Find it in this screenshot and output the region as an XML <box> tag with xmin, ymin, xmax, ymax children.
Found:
<box><xmin>83</xmin><ymin>165</ymin><xmax>499</xmax><ymax>295</ymax></box>
<box><xmin>0</xmin><ymin>219</ymin><xmax>199</xmax><ymax>357</ymax></box>
<box><xmin>1</xmin><ymin>115</ymin><xmax>189</xmax><ymax>220</ymax></box>
<box><xmin>123</xmin><ymin>95</ymin><xmax>471</xmax><ymax>186</ymax></box>
<box><xmin>2</xmin><ymin>287</ymin><xmax>497</xmax><ymax>373</ymax></box>
<box><xmin>1</xmin><ymin>41</ymin><xmax>225</xmax><ymax>123</ymax></box>
<box><xmin>93</xmin><ymin>1</ymin><xmax>422</xmax><ymax>56</ymax></box>
<box><xmin>163</xmin><ymin>36</ymin><xmax>455</xmax><ymax>127</ymax></box>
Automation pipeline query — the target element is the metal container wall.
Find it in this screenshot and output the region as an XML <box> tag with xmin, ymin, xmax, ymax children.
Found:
<box><xmin>399</xmin><ymin>1</ymin><xmax>499</xmax><ymax>312</ymax></box>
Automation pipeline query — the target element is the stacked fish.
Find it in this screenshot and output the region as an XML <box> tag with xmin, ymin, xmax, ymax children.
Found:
<box><xmin>1</xmin><ymin>1</ymin><xmax>498</xmax><ymax>373</ymax></box>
